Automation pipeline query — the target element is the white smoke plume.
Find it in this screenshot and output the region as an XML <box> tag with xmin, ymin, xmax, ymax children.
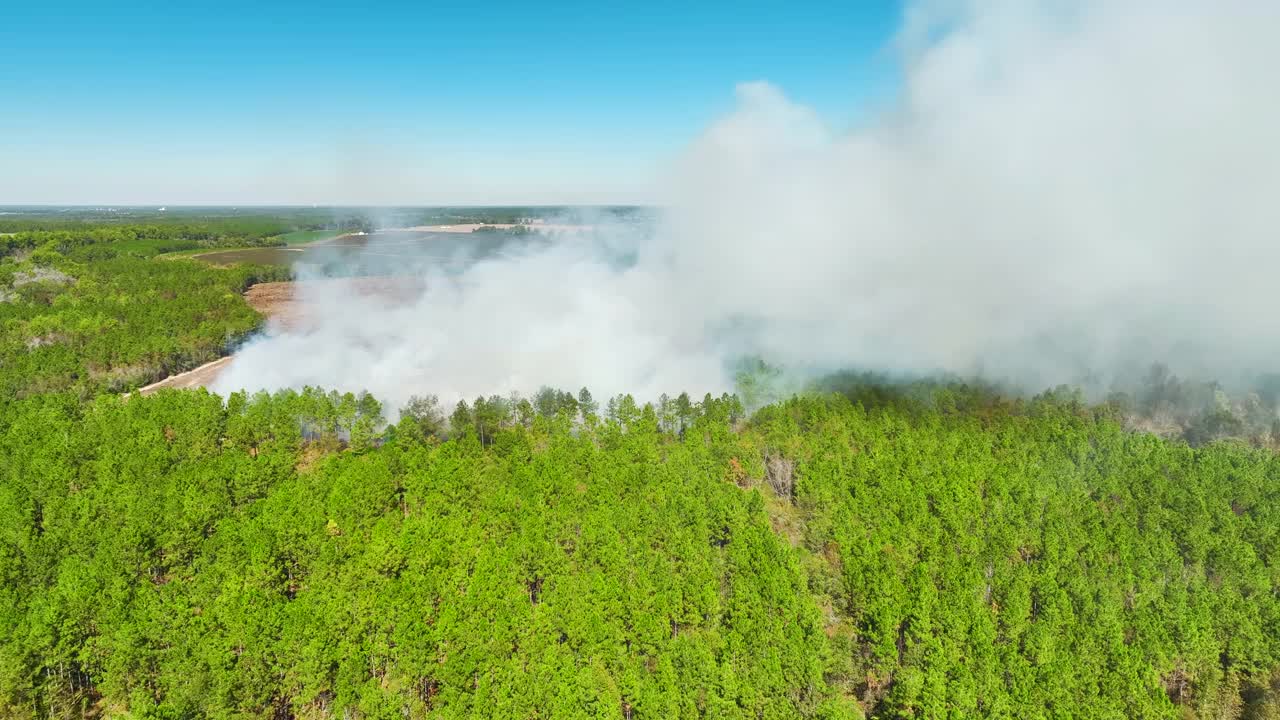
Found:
<box><xmin>214</xmin><ymin>0</ymin><xmax>1280</xmax><ymax>409</ymax></box>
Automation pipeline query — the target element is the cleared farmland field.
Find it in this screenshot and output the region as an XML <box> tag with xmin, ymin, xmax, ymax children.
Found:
<box><xmin>193</xmin><ymin>247</ymin><xmax>305</xmax><ymax>266</ymax></box>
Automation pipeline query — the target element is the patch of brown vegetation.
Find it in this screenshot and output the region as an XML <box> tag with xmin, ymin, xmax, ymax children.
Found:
<box><xmin>295</xmin><ymin>442</ymin><xmax>337</xmax><ymax>474</ymax></box>
<box><xmin>725</xmin><ymin>457</ymin><xmax>748</xmax><ymax>487</ymax></box>
<box><xmin>1124</xmin><ymin>410</ymin><xmax>1185</xmax><ymax>439</ymax></box>
<box><xmin>764</xmin><ymin>453</ymin><xmax>796</xmax><ymax>499</ymax></box>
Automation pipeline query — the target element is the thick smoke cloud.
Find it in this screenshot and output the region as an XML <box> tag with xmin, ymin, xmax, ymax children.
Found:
<box><xmin>214</xmin><ymin>0</ymin><xmax>1280</xmax><ymax>408</ymax></box>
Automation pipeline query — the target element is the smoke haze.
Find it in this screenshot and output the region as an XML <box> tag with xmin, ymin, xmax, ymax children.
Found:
<box><xmin>213</xmin><ymin>0</ymin><xmax>1280</xmax><ymax>409</ymax></box>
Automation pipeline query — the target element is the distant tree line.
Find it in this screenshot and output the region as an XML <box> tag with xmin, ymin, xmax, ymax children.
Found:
<box><xmin>0</xmin><ymin>223</ymin><xmax>290</xmax><ymax>260</ymax></box>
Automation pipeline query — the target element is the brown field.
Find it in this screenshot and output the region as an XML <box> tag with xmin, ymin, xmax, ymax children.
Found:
<box><xmin>244</xmin><ymin>277</ymin><xmax>424</xmax><ymax>333</ymax></box>
<box><xmin>243</xmin><ymin>281</ymin><xmax>301</xmax><ymax>331</ymax></box>
<box><xmin>193</xmin><ymin>247</ymin><xmax>305</xmax><ymax>266</ymax></box>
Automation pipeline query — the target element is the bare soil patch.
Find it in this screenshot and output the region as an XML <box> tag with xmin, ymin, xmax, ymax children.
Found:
<box><xmin>243</xmin><ymin>281</ymin><xmax>301</xmax><ymax>332</ymax></box>
<box><xmin>245</xmin><ymin>277</ymin><xmax>423</xmax><ymax>334</ymax></box>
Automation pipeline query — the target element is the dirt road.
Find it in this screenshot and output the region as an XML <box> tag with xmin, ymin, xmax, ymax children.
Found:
<box><xmin>136</xmin><ymin>357</ymin><xmax>236</xmax><ymax>394</ymax></box>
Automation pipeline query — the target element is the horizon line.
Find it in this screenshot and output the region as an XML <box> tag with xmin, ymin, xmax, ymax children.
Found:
<box><xmin>0</xmin><ymin>202</ymin><xmax>660</xmax><ymax>209</ymax></box>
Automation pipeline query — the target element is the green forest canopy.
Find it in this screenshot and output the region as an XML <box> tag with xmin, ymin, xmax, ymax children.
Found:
<box><xmin>0</xmin><ymin>221</ymin><xmax>290</xmax><ymax>405</ymax></box>
<box><xmin>1</xmin><ymin>216</ymin><xmax>1279</xmax><ymax>719</ymax></box>
<box><xmin>4</xmin><ymin>386</ymin><xmax>1280</xmax><ymax>719</ymax></box>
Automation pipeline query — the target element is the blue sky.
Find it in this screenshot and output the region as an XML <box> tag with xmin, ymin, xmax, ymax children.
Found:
<box><xmin>0</xmin><ymin>1</ymin><xmax>902</xmax><ymax>205</ymax></box>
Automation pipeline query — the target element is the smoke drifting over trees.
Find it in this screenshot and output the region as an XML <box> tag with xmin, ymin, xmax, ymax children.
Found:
<box><xmin>214</xmin><ymin>0</ymin><xmax>1280</xmax><ymax>408</ymax></box>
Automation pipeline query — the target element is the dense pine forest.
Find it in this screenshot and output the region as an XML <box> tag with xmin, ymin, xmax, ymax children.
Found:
<box><xmin>0</xmin><ymin>219</ymin><xmax>290</xmax><ymax>405</ymax></box>
<box><xmin>5</xmin><ymin>385</ymin><xmax>1280</xmax><ymax>719</ymax></box>
<box><xmin>2</xmin><ymin>216</ymin><xmax>1280</xmax><ymax>719</ymax></box>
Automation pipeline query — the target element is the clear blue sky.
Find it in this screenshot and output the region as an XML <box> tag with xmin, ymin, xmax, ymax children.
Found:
<box><xmin>0</xmin><ymin>1</ymin><xmax>902</xmax><ymax>205</ymax></box>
